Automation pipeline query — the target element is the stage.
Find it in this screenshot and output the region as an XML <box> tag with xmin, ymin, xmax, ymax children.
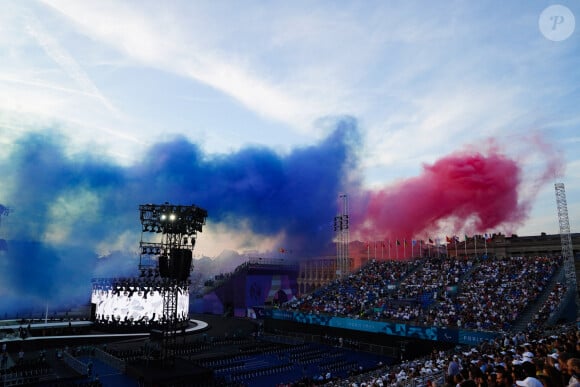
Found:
<box><xmin>0</xmin><ymin>318</ymin><xmax>209</xmax><ymax>344</ymax></box>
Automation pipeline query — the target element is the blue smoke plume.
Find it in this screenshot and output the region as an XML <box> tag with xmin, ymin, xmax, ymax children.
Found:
<box><xmin>0</xmin><ymin>118</ymin><xmax>361</xmax><ymax>315</ymax></box>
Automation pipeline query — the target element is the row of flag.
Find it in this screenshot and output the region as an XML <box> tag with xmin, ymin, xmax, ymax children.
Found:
<box><xmin>364</xmin><ymin>233</ymin><xmax>494</xmax><ymax>248</ymax></box>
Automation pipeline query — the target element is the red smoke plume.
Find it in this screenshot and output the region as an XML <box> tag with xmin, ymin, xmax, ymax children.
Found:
<box><xmin>354</xmin><ymin>145</ymin><xmax>550</xmax><ymax>243</ymax></box>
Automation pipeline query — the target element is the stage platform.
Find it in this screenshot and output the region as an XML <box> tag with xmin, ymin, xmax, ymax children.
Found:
<box><xmin>0</xmin><ymin>318</ymin><xmax>209</xmax><ymax>343</ymax></box>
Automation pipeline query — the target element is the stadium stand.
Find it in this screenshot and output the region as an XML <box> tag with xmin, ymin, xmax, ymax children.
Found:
<box><xmin>282</xmin><ymin>255</ymin><xmax>566</xmax><ymax>333</ymax></box>
<box><xmin>1</xmin><ymin>254</ymin><xmax>575</xmax><ymax>386</ymax></box>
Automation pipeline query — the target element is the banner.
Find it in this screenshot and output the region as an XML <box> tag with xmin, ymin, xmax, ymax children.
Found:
<box><xmin>258</xmin><ymin>308</ymin><xmax>501</xmax><ymax>345</ymax></box>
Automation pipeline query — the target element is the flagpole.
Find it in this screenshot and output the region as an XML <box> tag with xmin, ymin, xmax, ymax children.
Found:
<box><xmin>411</xmin><ymin>240</ymin><xmax>414</xmax><ymax>258</ymax></box>
<box><xmin>464</xmin><ymin>235</ymin><xmax>467</xmax><ymax>257</ymax></box>
<box><xmin>396</xmin><ymin>241</ymin><xmax>399</xmax><ymax>260</ymax></box>
<box><xmin>388</xmin><ymin>240</ymin><xmax>391</xmax><ymax>260</ymax></box>
<box><xmin>404</xmin><ymin>240</ymin><xmax>406</xmax><ymax>258</ymax></box>
<box><xmin>454</xmin><ymin>238</ymin><xmax>458</xmax><ymax>257</ymax></box>
<box><xmin>381</xmin><ymin>241</ymin><xmax>384</xmax><ymax>260</ymax></box>
<box><xmin>474</xmin><ymin>235</ymin><xmax>477</xmax><ymax>257</ymax></box>
<box><xmin>367</xmin><ymin>242</ymin><xmax>370</xmax><ymax>263</ymax></box>
<box><xmin>484</xmin><ymin>234</ymin><xmax>488</xmax><ymax>256</ymax></box>
<box><xmin>374</xmin><ymin>241</ymin><xmax>377</xmax><ymax>260</ymax></box>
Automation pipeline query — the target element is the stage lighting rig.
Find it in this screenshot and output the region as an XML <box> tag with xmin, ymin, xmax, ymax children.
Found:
<box><xmin>137</xmin><ymin>202</ymin><xmax>207</xmax><ymax>366</ymax></box>
<box><xmin>138</xmin><ymin>202</ymin><xmax>207</xmax><ymax>273</ymax></box>
<box><xmin>139</xmin><ymin>203</ymin><xmax>207</xmax><ymax>237</ymax></box>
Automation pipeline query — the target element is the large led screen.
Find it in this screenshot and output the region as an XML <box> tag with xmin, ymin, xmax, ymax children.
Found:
<box><xmin>91</xmin><ymin>286</ymin><xmax>189</xmax><ymax>322</ymax></box>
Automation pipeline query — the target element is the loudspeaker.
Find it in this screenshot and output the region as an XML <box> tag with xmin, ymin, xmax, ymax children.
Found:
<box><xmin>171</xmin><ymin>249</ymin><xmax>192</xmax><ymax>281</ymax></box>
<box><xmin>158</xmin><ymin>255</ymin><xmax>170</xmax><ymax>278</ymax></box>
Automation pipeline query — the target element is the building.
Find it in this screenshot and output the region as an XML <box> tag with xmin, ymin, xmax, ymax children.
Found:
<box><xmin>449</xmin><ymin>232</ymin><xmax>580</xmax><ymax>259</ymax></box>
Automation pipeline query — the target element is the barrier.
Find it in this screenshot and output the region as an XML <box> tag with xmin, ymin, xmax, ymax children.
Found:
<box><xmin>63</xmin><ymin>351</ymin><xmax>88</xmax><ymax>376</ymax></box>
<box><xmin>93</xmin><ymin>346</ymin><xmax>126</xmax><ymax>372</ymax></box>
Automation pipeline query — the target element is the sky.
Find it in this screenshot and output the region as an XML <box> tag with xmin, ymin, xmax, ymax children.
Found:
<box><xmin>0</xmin><ymin>1</ymin><xmax>579</xmax><ymax>313</ymax></box>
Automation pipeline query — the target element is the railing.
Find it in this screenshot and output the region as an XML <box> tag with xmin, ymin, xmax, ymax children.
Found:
<box><xmin>93</xmin><ymin>347</ymin><xmax>126</xmax><ymax>372</ymax></box>
<box><xmin>63</xmin><ymin>351</ymin><xmax>88</xmax><ymax>376</ymax></box>
<box><xmin>261</xmin><ymin>332</ymin><xmax>304</xmax><ymax>345</ymax></box>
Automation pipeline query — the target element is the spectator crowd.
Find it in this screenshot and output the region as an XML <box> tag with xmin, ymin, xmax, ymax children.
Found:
<box><xmin>283</xmin><ymin>255</ymin><xmax>567</xmax><ymax>333</ymax></box>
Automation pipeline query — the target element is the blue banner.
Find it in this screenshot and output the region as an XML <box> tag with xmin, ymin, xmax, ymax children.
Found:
<box><xmin>458</xmin><ymin>329</ymin><xmax>500</xmax><ymax>345</ymax></box>
<box><xmin>258</xmin><ymin>309</ymin><xmax>501</xmax><ymax>345</ymax></box>
<box><xmin>437</xmin><ymin>327</ymin><xmax>459</xmax><ymax>343</ymax></box>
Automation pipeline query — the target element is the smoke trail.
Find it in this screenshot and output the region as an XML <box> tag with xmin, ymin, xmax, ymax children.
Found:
<box><xmin>352</xmin><ymin>140</ymin><xmax>562</xmax><ymax>243</ymax></box>
<box><xmin>0</xmin><ymin>118</ymin><xmax>360</xmax><ymax>313</ymax></box>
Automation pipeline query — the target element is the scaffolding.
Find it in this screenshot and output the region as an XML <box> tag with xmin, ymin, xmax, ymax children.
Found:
<box><xmin>138</xmin><ymin>202</ymin><xmax>207</xmax><ymax>366</ymax></box>
<box><xmin>334</xmin><ymin>193</ymin><xmax>350</xmax><ymax>278</ymax></box>
<box><xmin>554</xmin><ymin>183</ymin><xmax>578</xmax><ymax>314</ymax></box>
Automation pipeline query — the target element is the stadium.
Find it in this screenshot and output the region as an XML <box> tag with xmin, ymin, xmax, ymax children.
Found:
<box><xmin>1</xmin><ymin>2</ymin><xmax>579</xmax><ymax>386</ymax></box>
<box><xmin>0</xmin><ymin>196</ymin><xmax>578</xmax><ymax>386</ymax></box>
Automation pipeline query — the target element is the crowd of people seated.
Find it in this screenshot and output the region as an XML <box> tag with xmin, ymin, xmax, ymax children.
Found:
<box><xmin>395</xmin><ymin>256</ymin><xmax>473</xmax><ymax>301</ymax></box>
<box><xmin>283</xmin><ymin>259</ymin><xmax>423</xmax><ymax>319</ymax></box>
<box><xmin>322</xmin><ymin>323</ymin><xmax>579</xmax><ymax>387</ymax></box>
<box><xmin>427</xmin><ymin>256</ymin><xmax>563</xmax><ymax>331</ymax></box>
<box><xmin>282</xmin><ymin>255</ymin><xmax>566</xmax><ymax>333</ymax></box>
<box><xmin>532</xmin><ymin>282</ymin><xmax>568</xmax><ymax>328</ymax></box>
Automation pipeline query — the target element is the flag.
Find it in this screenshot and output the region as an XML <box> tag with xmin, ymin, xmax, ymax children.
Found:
<box><xmin>412</xmin><ymin>240</ymin><xmax>417</xmax><ymax>246</ymax></box>
<box><xmin>396</xmin><ymin>240</ymin><xmax>401</xmax><ymax>246</ymax></box>
<box><xmin>465</xmin><ymin>234</ymin><xmax>469</xmax><ymax>241</ymax></box>
<box><xmin>446</xmin><ymin>236</ymin><xmax>452</xmax><ymax>243</ymax></box>
<box><xmin>404</xmin><ymin>239</ymin><xmax>408</xmax><ymax>246</ymax></box>
<box><xmin>428</xmin><ymin>238</ymin><xmax>434</xmax><ymax>244</ymax></box>
<box><xmin>279</xmin><ymin>248</ymin><xmax>286</xmax><ymax>253</ymax></box>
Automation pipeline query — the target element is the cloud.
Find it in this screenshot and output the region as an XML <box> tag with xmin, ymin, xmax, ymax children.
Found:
<box><xmin>24</xmin><ymin>12</ymin><xmax>119</xmax><ymax>115</ymax></box>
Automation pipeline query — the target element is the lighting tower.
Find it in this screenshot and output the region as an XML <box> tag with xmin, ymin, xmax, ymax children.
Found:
<box><xmin>554</xmin><ymin>183</ymin><xmax>578</xmax><ymax>313</ymax></box>
<box><xmin>138</xmin><ymin>202</ymin><xmax>207</xmax><ymax>366</ymax></box>
<box><xmin>334</xmin><ymin>193</ymin><xmax>349</xmax><ymax>278</ymax></box>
